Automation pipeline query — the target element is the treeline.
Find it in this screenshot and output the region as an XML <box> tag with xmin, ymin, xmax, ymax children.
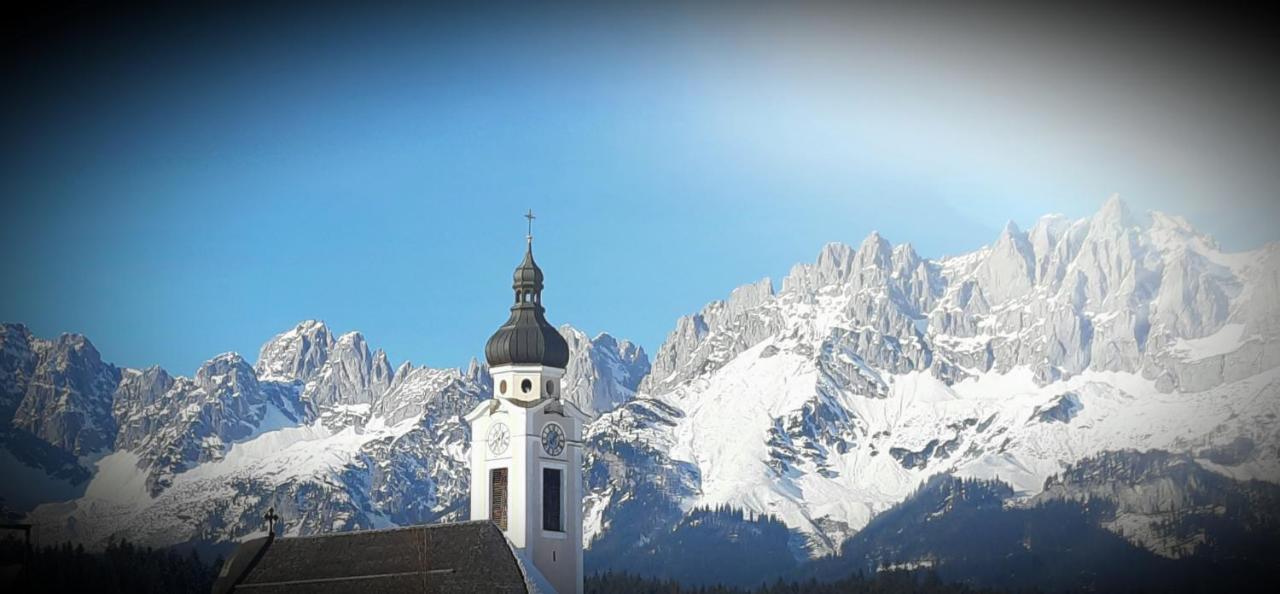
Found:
<box><xmin>592</xmin><ymin>503</ymin><xmax>798</xmax><ymax>587</ymax></box>
<box><xmin>587</xmin><ymin>569</ymin><xmax>1016</xmax><ymax>594</ymax></box>
<box><xmin>0</xmin><ymin>536</ymin><xmax>222</xmax><ymax>593</ymax></box>
<box><xmin>689</xmin><ymin>503</ymin><xmax>784</xmax><ymax>526</ymax></box>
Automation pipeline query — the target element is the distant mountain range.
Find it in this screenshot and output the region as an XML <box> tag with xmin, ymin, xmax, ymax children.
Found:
<box><xmin>1</xmin><ymin>319</ymin><xmax>647</xmax><ymax>548</ymax></box>
<box><xmin>3</xmin><ymin>196</ymin><xmax>1277</xmax><ymax>590</ymax></box>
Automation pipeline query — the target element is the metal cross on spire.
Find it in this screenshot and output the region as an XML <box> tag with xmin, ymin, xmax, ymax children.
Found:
<box><xmin>524</xmin><ymin>209</ymin><xmax>536</xmax><ymax>245</ymax></box>
<box><xmin>264</xmin><ymin>507</ymin><xmax>281</xmax><ymax>538</ymax></box>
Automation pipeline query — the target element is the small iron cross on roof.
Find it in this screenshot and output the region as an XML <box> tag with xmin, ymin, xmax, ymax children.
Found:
<box><xmin>524</xmin><ymin>209</ymin><xmax>536</xmax><ymax>239</ymax></box>
<box><xmin>263</xmin><ymin>507</ymin><xmax>281</xmax><ymax>537</ymax></box>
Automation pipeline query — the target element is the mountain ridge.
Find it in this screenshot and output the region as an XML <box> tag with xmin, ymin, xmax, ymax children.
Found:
<box><xmin>1</xmin><ymin>318</ymin><xmax>648</xmax><ymax>550</ymax></box>
<box><xmin>585</xmin><ymin>196</ymin><xmax>1280</xmax><ymax>559</ymax></box>
<box><xmin>2</xmin><ymin>196</ymin><xmax>1277</xmax><ymax>586</ymax></box>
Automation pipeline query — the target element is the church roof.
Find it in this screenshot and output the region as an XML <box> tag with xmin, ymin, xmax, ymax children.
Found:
<box><xmin>483</xmin><ymin>242</ymin><xmax>570</xmax><ymax>369</ymax></box>
<box><xmin>212</xmin><ymin>521</ymin><xmax>528</xmax><ymax>594</ymax></box>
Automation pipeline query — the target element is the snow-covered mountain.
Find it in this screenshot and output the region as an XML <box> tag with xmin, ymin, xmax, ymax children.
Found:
<box><xmin>585</xmin><ymin>196</ymin><xmax>1280</xmax><ymax>559</ymax></box>
<box><xmin>2</xmin><ymin>196</ymin><xmax>1277</xmax><ymax>582</ymax></box>
<box><xmin>0</xmin><ymin>320</ymin><xmax>646</xmax><ymax>550</ymax></box>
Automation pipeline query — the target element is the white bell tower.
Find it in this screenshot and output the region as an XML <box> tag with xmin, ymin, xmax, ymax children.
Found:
<box><xmin>466</xmin><ymin>212</ymin><xmax>586</xmax><ymax>594</ymax></box>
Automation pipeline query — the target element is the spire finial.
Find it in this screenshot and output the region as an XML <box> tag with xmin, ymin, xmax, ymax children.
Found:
<box><xmin>524</xmin><ymin>209</ymin><xmax>536</xmax><ymax>246</ymax></box>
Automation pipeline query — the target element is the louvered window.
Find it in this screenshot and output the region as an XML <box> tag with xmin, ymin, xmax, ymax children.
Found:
<box><xmin>491</xmin><ymin>468</ymin><xmax>508</xmax><ymax>531</ymax></box>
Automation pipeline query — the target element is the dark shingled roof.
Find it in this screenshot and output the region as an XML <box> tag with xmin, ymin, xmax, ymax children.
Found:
<box><xmin>484</xmin><ymin>244</ymin><xmax>570</xmax><ymax>369</ymax></box>
<box><xmin>212</xmin><ymin>521</ymin><xmax>527</xmax><ymax>594</ymax></box>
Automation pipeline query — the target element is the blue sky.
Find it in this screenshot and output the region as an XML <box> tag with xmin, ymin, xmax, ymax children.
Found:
<box><xmin>3</xmin><ymin>4</ymin><xmax>1277</xmax><ymax>375</ymax></box>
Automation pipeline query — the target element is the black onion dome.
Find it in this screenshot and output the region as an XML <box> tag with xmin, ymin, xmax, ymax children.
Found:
<box><xmin>484</xmin><ymin>243</ymin><xmax>570</xmax><ymax>369</ymax></box>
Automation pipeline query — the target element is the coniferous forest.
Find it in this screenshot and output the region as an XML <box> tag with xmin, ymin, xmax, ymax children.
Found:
<box><xmin>0</xmin><ymin>536</ymin><xmax>222</xmax><ymax>593</ymax></box>
<box><xmin>4</xmin><ymin>535</ymin><xmax>1002</xmax><ymax>594</ymax></box>
<box><xmin>586</xmin><ymin>569</ymin><xmax>1015</xmax><ymax>594</ymax></box>
<box><xmin>3</xmin><ymin>534</ymin><xmax>1011</xmax><ymax>594</ymax></box>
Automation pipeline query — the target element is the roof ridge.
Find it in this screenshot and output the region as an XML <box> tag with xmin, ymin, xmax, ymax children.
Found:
<box><xmin>275</xmin><ymin>519</ymin><xmax>497</xmax><ymax>541</ymax></box>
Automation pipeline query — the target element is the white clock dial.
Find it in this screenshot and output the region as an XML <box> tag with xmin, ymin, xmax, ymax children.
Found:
<box><xmin>487</xmin><ymin>422</ymin><xmax>510</xmax><ymax>455</ymax></box>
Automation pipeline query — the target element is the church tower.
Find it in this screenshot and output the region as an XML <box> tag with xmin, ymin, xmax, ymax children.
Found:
<box><xmin>466</xmin><ymin>213</ymin><xmax>586</xmax><ymax>594</ymax></box>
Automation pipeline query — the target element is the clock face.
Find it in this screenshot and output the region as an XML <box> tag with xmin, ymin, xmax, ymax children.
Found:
<box><xmin>541</xmin><ymin>423</ymin><xmax>565</xmax><ymax>456</ymax></box>
<box><xmin>487</xmin><ymin>422</ymin><xmax>510</xmax><ymax>455</ymax></box>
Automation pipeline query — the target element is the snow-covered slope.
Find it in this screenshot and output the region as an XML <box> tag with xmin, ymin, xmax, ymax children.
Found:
<box><xmin>3</xmin><ymin>320</ymin><xmax>647</xmax><ymax>550</ymax></box>
<box><xmin>588</xmin><ymin>196</ymin><xmax>1280</xmax><ymax>558</ymax></box>
<box><xmin>2</xmin><ymin>196</ymin><xmax>1276</xmax><ymax>570</ymax></box>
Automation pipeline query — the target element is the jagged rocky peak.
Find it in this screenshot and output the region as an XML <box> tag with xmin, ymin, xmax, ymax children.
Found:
<box><xmin>374</xmin><ymin>349</ymin><xmax>393</xmax><ymax>383</ymax></box>
<box><xmin>600</xmin><ymin>333</ymin><xmax>648</xmax><ymax>367</ymax></box>
<box><xmin>11</xmin><ymin>331</ymin><xmax>120</xmax><ymax>455</ymax></box>
<box><xmin>814</xmin><ymin>242</ymin><xmax>856</xmax><ymax>284</ymax></box>
<box><xmin>302</xmin><ymin>331</ymin><xmax>395</xmax><ymax>409</ymax></box>
<box><xmin>372</xmin><ymin>362</ymin><xmax>469</xmax><ymax>426</ymax></box>
<box><xmin>464</xmin><ymin>357</ymin><xmax>485</xmax><ymax>383</ymax></box>
<box><xmin>818</xmin><ymin>241</ymin><xmax>855</xmax><ymax>275</ymax></box>
<box><xmin>112</xmin><ymin>366</ymin><xmax>175</xmax><ymax>416</ymax></box>
<box><xmin>196</xmin><ymin>352</ymin><xmax>260</xmax><ymax>394</ymax></box>
<box><xmin>585</xmin><ymin>332</ymin><xmax>649</xmax><ymax>375</ymax></box>
<box><xmin>111</xmin><ymin>365</ymin><xmax>179</xmax><ymax>453</ymax></box>
<box><xmin>0</xmin><ymin>322</ymin><xmax>35</xmax><ymax>353</ymax></box>
<box><xmin>642</xmin><ymin>274</ymin><xmax>785</xmax><ymax>394</ymax></box>
<box><xmin>890</xmin><ymin>241</ymin><xmax>921</xmax><ymax>272</ymax></box>
<box><xmin>974</xmin><ymin>220</ymin><xmax>1036</xmax><ymax>303</ymax></box>
<box><xmin>393</xmin><ymin>360</ymin><xmax>415</xmax><ymax>381</ymax></box>
<box><xmin>1028</xmin><ymin>213</ymin><xmax>1071</xmax><ymax>280</ymax></box>
<box><xmin>1148</xmin><ymin>210</ymin><xmax>1213</xmax><ymax>250</ymax></box>
<box><xmin>781</xmin><ymin>242</ymin><xmax>854</xmax><ymax>295</ymax></box>
<box><xmin>726</xmin><ymin>278</ymin><xmax>775</xmax><ymax>318</ymax></box>
<box><xmin>1093</xmin><ymin>193</ymin><xmax>1143</xmax><ymax>231</ymax></box>
<box><xmin>255</xmin><ymin>320</ymin><xmax>335</xmax><ymax>382</ymax></box>
<box><xmin>1029</xmin><ymin>213</ymin><xmax>1070</xmax><ymax>246</ymax></box>
<box><xmin>336</xmin><ymin>331</ymin><xmax>394</xmax><ymax>389</ymax></box>
<box><xmin>855</xmin><ymin>230</ymin><xmax>892</xmax><ymax>271</ymax></box>
<box><xmin>559</xmin><ymin>325</ymin><xmax>651</xmax><ymax>417</ymax></box>
<box><xmin>840</xmin><ymin>231</ymin><xmax>900</xmax><ymax>294</ymax></box>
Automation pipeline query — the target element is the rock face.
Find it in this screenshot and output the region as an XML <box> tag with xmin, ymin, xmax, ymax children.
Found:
<box><xmin>1</xmin><ymin>324</ymin><xmax>40</xmax><ymax>419</ymax></box>
<box><xmin>560</xmin><ymin>326</ymin><xmax>650</xmax><ymax>417</ymax></box>
<box><xmin>255</xmin><ymin>320</ymin><xmax>333</xmax><ymax>383</ymax></box>
<box><xmin>643</xmin><ymin>277</ymin><xmax>784</xmax><ymax>395</ymax></box>
<box><xmin>302</xmin><ymin>332</ymin><xmax>395</xmax><ymax>410</ymax></box>
<box><xmin>6</xmin><ymin>326</ymin><xmax>120</xmax><ymax>456</ymax></box>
